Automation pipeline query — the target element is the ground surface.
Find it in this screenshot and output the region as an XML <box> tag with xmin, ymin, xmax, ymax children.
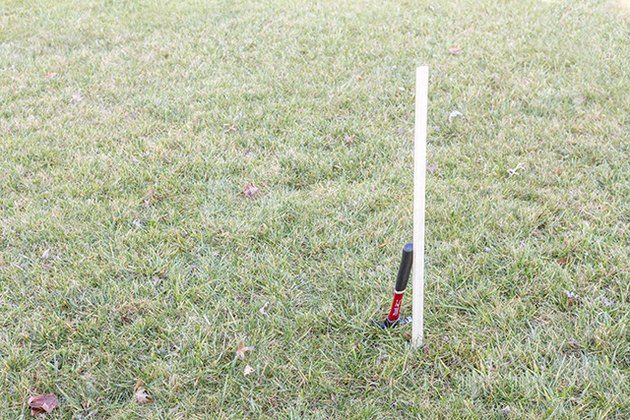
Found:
<box><xmin>1</xmin><ymin>0</ymin><xmax>629</xmax><ymax>417</ymax></box>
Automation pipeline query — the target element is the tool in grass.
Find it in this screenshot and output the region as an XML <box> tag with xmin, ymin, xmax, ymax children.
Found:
<box><xmin>376</xmin><ymin>243</ymin><xmax>413</xmax><ymax>329</ymax></box>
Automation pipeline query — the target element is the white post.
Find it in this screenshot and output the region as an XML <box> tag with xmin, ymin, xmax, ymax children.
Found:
<box><xmin>412</xmin><ymin>66</ymin><xmax>428</xmax><ymax>349</ymax></box>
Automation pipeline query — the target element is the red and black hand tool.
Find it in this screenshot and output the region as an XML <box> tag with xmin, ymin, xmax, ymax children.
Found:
<box><xmin>378</xmin><ymin>242</ymin><xmax>413</xmax><ymax>328</ymax></box>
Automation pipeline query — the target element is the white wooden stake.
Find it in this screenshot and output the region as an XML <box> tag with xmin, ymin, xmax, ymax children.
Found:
<box><xmin>412</xmin><ymin>66</ymin><xmax>428</xmax><ymax>349</ymax></box>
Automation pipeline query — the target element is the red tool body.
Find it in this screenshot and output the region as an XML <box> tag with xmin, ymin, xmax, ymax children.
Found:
<box><xmin>379</xmin><ymin>243</ymin><xmax>413</xmax><ymax>328</ymax></box>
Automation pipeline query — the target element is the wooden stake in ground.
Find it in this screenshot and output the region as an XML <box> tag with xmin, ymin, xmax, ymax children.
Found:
<box><xmin>412</xmin><ymin>66</ymin><xmax>428</xmax><ymax>349</ymax></box>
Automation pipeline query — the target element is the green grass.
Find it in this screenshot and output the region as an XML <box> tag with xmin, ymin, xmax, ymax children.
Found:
<box><xmin>1</xmin><ymin>0</ymin><xmax>629</xmax><ymax>417</ymax></box>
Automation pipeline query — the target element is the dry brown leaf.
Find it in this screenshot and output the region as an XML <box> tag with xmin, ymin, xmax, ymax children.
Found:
<box><xmin>135</xmin><ymin>388</ymin><xmax>152</xmax><ymax>405</ymax></box>
<box><xmin>28</xmin><ymin>393</ymin><xmax>59</xmax><ymax>416</ymax></box>
<box><xmin>243</xmin><ymin>183</ymin><xmax>259</xmax><ymax>199</ymax></box>
<box><xmin>244</xmin><ymin>365</ymin><xmax>255</xmax><ymax>376</ymax></box>
<box><xmin>235</xmin><ymin>341</ymin><xmax>254</xmax><ymax>360</ymax></box>
<box><xmin>134</xmin><ymin>380</ymin><xmax>153</xmax><ymax>405</ymax></box>
<box><xmin>448</xmin><ymin>45</ymin><xmax>463</xmax><ymax>55</ymax></box>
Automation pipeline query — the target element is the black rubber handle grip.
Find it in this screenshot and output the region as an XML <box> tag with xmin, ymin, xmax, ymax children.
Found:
<box><xmin>394</xmin><ymin>243</ymin><xmax>413</xmax><ymax>292</ymax></box>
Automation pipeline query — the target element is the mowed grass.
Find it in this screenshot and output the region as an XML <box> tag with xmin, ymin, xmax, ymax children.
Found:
<box><xmin>1</xmin><ymin>0</ymin><xmax>629</xmax><ymax>417</ymax></box>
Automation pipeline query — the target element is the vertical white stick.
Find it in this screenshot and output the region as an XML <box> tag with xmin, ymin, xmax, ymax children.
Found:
<box><xmin>412</xmin><ymin>66</ymin><xmax>428</xmax><ymax>349</ymax></box>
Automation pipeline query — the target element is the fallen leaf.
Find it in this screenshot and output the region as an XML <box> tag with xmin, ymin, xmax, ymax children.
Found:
<box><xmin>28</xmin><ymin>393</ymin><xmax>59</xmax><ymax>416</ymax></box>
<box><xmin>448</xmin><ymin>46</ymin><xmax>463</xmax><ymax>55</ymax></box>
<box><xmin>134</xmin><ymin>380</ymin><xmax>153</xmax><ymax>405</ymax></box>
<box><xmin>356</xmin><ymin>74</ymin><xmax>364</xmax><ymax>81</ymax></box>
<box><xmin>235</xmin><ymin>341</ymin><xmax>254</xmax><ymax>360</ymax></box>
<box><xmin>243</xmin><ymin>183</ymin><xmax>259</xmax><ymax>199</ymax></box>
<box><xmin>244</xmin><ymin>365</ymin><xmax>255</xmax><ymax>376</ymax></box>
<box><xmin>448</xmin><ymin>110</ymin><xmax>463</xmax><ymax>123</ymax></box>
<box><xmin>135</xmin><ymin>388</ymin><xmax>152</xmax><ymax>405</ymax></box>
<box><xmin>41</xmin><ymin>249</ymin><xmax>51</xmax><ymax>260</ymax></box>
<box><xmin>343</xmin><ymin>134</ymin><xmax>355</xmax><ymax>145</ymax></box>
<box><xmin>557</xmin><ymin>257</ymin><xmax>568</xmax><ymax>266</ymax></box>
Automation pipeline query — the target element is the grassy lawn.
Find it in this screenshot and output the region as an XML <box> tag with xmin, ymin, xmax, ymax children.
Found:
<box><xmin>1</xmin><ymin>0</ymin><xmax>628</xmax><ymax>417</ymax></box>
